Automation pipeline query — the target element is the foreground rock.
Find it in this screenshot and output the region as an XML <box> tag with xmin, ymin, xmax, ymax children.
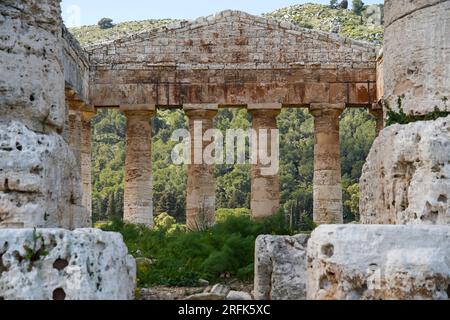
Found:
<box><xmin>307</xmin><ymin>225</ymin><xmax>450</xmax><ymax>300</ymax></box>
<box><xmin>0</xmin><ymin>0</ymin><xmax>89</xmax><ymax>229</ymax></box>
<box><xmin>360</xmin><ymin>116</ymin><xmax>450</xmax><ymax>225</ymax></box>
<box><xmin>254</xmin><ymin>235</ymin><xmax>309</xmax><ymax>300</ymax></box>
<box><xmin>0</xmin><ymin>122</ymin><xmax>89</xmax><ymax>229</ymax></box>
<box><xmin>0</xmin><ymin>228</ymin><xmax>136</xmax><ymax>300</ymax></box>
<box><xmin>226</xmin><ymin>291</ymin><xmax>253</xmax><ymax>301</ymax></box>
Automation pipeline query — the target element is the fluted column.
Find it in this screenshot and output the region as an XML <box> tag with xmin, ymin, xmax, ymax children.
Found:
<box><xmin>369</xmin><ymin>106</ymin><xmax>384</xmax><ymax>137</ymax></box>
<box><xmin>185</xmin><ymin>106</ymin><xmax>218</xmax><ymax>231</ymax></box>
<box><xmin>122</xmin><ymin>105</ymin><xmax>155</xmax><ymax>227</ymax></box>
<box><xmin>310</xmin><ymin>103</ymin><xmax>345</xmax><ymax>225</ymax></box>
<box><xmin>67</xmin><ymin>100</ymin><xmax>83</xmax><ymax>170</ymax></box>
<box><xmin>249</xmin><ymin>105</ymin><xmax>281</xmax><ymax>219</ymax></box>
<box><xmin>80</xmin><ymin>107</ymin><xmax>96</xmax><ymax>219</ymax></box>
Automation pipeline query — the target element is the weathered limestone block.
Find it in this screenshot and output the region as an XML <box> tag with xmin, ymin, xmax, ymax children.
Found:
<box><xmin>185</xmin><ymin>108</ymin><xmax>217</xmax><ymax>231</ymax></box>
<box><xmin>0</xmin><ymin>0</ymin><xmax>67</xmax><ymax>133</ymax></box>
<box><xmin>307</xmin><ymin>225</ymin><xmax>450</xmax><ymax>300</ymax></box>
<box><xmin>384</xmin><ymin>0</ymin><xmax>450</xmax><ymax>115</ymax></box>
<box><xmin>254</xmin><ymin>235</ymin><xmax>309</xmax><ymax>300</ymax></box>
<box><xmin>0</xmin><ymin>121</ymin><xmax>89</xmax><ymax>229</ymax></box>
<box><xmin>360</xmin><ymin>117</ymin><xmax>450</xmax><ymax>225</ymax></box>
<box><xmin>0</xmin><ymin>228</ymin><xmax>136</xmax><ymax>300</ymax></box>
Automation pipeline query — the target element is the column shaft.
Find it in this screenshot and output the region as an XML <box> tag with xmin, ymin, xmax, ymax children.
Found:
<box><xmin>310</xmin><ymin>103</ymin><xmax>344</xmax><ymax>225</ymax></box>
<box><xmin>123</xmin><ymin>109</ymin><xmax>155</xmax><ymax>226</ymax></box>
<box><xmin>68</xmin><ymin>102</ymin><xmax>82</xmax><ymax>170</ymax></box>
<box><xmin>249</xmin><ymin>109</ymin><xmax>281</xmax><ymax>219</ymax></box>
<box><xmin>185</xmin><ymin>109</ymin><xmax>217</xmax><ymax>231</ymax></box>
<box><xmin>81</xmin><ymin>110</ymin><xmax>96</xmax><ymax>219</ymax></box>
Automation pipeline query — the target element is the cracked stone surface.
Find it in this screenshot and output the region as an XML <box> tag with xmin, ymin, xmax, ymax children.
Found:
<box><xmin>360</xmin><ymin>116</ymin><xmax>450</xmax><ymax>225</ymax></box>
<box><xmin>254</xmin><ymin>234</ymin><xmax>309</xmax><ymax>300</ymax></box>
<box><xmin>0</xmin><ymin>228</ymin><xmax>136</xmax><ymax>300</ymax></box>
<box><xmin>307</xmin><ymin>224</ymin><xmax>450</xmax><ymax>300</ymax></box>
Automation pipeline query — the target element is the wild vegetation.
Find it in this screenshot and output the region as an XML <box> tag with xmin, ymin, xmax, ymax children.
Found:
<box><xmin>100</xmin><ymin>210</ymin><xmax>300</xmax><ymax>287</ymax></box>
<box><xmin>70</xmin><ymin>3</ymin><xmax>383</xmax><ymax>46</ymax></box>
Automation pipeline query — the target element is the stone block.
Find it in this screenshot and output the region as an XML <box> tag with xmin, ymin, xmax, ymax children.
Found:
<box><xmin>254</xmin><ymin>234</ymin><xmax>309</xmax><ymax>300</ymax></box>
<box><xmin>0</xmin><ymin>228</ymin><xmax>136</xmax><ymax>300</ymax></box>
<box><xmin>360</xmin><ymin>116</ymin><xmax>450</xmax><ymax>225</ymax></box>
<box><xmin>307</xmin><ymin>224</ymin><xmax>450</xmax><ymax>300</ymax></box>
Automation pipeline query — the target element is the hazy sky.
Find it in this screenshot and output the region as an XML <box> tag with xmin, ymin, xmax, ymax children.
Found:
<box><xmin>62</xmin><ymin>0</ymin><xmax>383</xmax><ymax>27</ymax></box>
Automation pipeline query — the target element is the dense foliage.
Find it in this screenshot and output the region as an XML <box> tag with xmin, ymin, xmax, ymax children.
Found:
<box><xmin>100</xmin><ymin>210</ymin><xmax>299</xmax><ymax>287</ymax></box>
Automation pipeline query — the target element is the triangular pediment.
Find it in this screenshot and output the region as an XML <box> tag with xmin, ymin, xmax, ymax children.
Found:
<box><xmin>89</xmin><ymin>10</ymin><xmax>376</xmax><ymax>69</ymax></box>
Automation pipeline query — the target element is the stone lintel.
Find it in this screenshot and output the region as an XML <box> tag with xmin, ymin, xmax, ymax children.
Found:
<box><xmin>247</xmin><ymin>103</ymin><xmax>282</xmax><ymax>110</ymax></box>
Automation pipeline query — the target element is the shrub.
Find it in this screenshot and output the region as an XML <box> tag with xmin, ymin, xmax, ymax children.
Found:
<box><xmin>100</xmin><ymin>209</ymin><xmax>296</xmax><ymax>287</ymax></box>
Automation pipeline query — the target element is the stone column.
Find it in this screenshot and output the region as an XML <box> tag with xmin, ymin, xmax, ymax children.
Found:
<box><xmin>80</xmin><ymin>107</ymin><xmax>97</xmax><ymax>219</ymax></box>
<box><xmin>122</xmin><ymin>105</ymin><xmax>155</xmax><ymax>227</ymax></box>
<box><xmin>67</xmin><ymin>100</ymin><xmax>83</xmax><ymax>170</ymax></box>
<box><xmin>310</xmin><ymin>103</ymin><xmax>345</xmax><ymax>225</ymax></box>
<box><xmin>248</xmin><ymin>104</ymin><xmax>281</xmax><ymax>219</ymax></box>
<box><xmin>184</xmin><ymin>105</ymin><xmax>218</xmax><ymax>231</ymax></box>
<box><xmin>369</xmin><ymin>106</ymin><xmax>384</xmax><ymax>137</ymax></box>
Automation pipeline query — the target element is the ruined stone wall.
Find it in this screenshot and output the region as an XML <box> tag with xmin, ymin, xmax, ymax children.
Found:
<box><xmin>384</xmin><ymin>0</ymin><xmax>450</xmax><ymax>115</ymax></box>
<box><xmin>0</xmin><ymin>0</ymin><xmax>89</xmax><ymax>229</ymax></box>
<box><xmin>62</xmin><ymin>26</ymin><xmax>90</xmax><ymax>102</ymax></box>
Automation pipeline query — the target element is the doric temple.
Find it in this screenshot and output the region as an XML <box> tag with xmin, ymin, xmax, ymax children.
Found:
<box><xmin>64</xmin><ymin>10</ymin><xmax>382</xmax><ymax>229</ymax></box>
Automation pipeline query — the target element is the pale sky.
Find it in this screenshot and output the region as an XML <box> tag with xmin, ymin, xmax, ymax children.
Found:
<box><xmin>62</xmin><ymin>0</ymin><xmax>384</xmax><ymax>27</ymax></box>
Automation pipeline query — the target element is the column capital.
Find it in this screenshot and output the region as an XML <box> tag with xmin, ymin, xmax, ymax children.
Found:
<box><xmin>309</xmin><ymin>103</ymin><xmax>345</xmax><ymax>118</ymax></box>
<box><xmin>81</xmin><ymin>108</ymin><xmax>97</xmax><ymax>122</ymax></box>
<box><xmin>67</xmin><ymin>99</ymin><xmax>85</xmax><ymax>111</ymax></box>
<box><xmin>185</xmin><ymin>109</ymin><xmax>218</xmax><ymax>120</ymax></box>
<box><xmin>248</xmin><ymin>109</ymin><xmax>281</xmax><ymax>118</ymax></box>
<box><xmin>120</xmin><ymin>104</ymin><xmax>156</xmax><ymax>112</ymax></box>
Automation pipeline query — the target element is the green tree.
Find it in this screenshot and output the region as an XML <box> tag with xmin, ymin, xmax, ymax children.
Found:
<box><xmin>339</xmin><ymin>0</ymin><xmax>349</xmax><ymax>9</ymax></box>
<box><xmin>98</xmin><ymin>18</ymin><xmax>114</xmax><ymax>30</ymax></box>
<box><xmin>352</xmin><ymin>0</ymin><xmax>365</xmax><ymax>16</ymax></box>
<box><xmin>330</xmin><ymin>0</ymin><xmax>338</xmax><ymax>9</ymax></box>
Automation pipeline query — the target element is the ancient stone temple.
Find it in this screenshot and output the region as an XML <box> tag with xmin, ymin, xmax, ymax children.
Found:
<box><xmin>84</xmin><ymin>9</ymin><xmax>379</xmax><ymax>227</ymax></box>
